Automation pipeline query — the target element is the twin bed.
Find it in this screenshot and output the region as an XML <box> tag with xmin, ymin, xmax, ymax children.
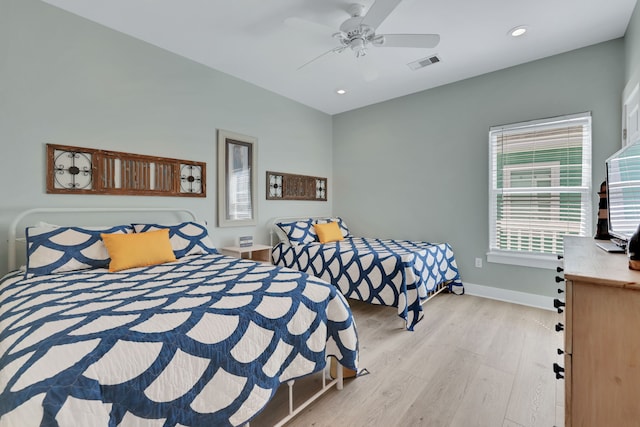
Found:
<box><xmin>0</xmin><ymin>209</ymin><xmax>358</xmax><ymax>427</ymax></box>
<box><xmin>271</xmin><ymin>217</ymin><xmax>464</xmax><ymax>331</ymax></box>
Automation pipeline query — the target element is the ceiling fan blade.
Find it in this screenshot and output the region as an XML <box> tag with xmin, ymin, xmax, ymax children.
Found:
<box><xmin>360</xmin><ymin>0</ymin><xmax>403</xmax><ymax>30</ymax></box>
<box><xmin>297</xmin><ymin>46</ymin><xmax>345</xmax><ymax>70</ymax></box>
<box><xmin>379</xmin><ymin>34</ymin><xmax>440</xmax><ymax>48</ymax></box>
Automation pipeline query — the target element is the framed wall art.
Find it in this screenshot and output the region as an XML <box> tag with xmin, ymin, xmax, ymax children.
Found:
<box><xmin>266</xmin><ymin>171</ymin><xmax>327</xmax><ymax>201</ymax></box>
<box><xmin>46</xmin><ymin>144</ymin><xmax>205</xmax><ymax>197</ymax></box>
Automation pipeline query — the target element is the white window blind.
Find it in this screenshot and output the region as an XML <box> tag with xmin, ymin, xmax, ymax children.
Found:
<box><xmin>489</xmin><ymin>112</ymin><xmax>592</xmax><ymax>264</ymax></box>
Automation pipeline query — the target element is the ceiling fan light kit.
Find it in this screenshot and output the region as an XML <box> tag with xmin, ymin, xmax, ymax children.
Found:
<box><xmin>299</xmin><ymin>0</ymin><xmax>440</xmax><ymax>68</ymax></box>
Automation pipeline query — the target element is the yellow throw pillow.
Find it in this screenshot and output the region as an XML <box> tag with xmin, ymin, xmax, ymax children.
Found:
<box><xmin>314</xmin><ymin>222</ymin><xmax>344</xmax><ymax>244</ymax></box>
<box><xmin>101</xmin><ymin>229</ymin><xmax>176</xmax><ymax>272</ymax></box>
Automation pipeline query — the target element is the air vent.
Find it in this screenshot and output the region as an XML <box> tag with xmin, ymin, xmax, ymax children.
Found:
<box><xmin>408</xmin><ymin>55</ymin><xmax>441</xmax><ymax>71</ymax></box>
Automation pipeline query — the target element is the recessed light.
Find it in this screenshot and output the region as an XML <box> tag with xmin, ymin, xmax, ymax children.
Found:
<box><xmin>509</xmin><ymin>26</ymin><xmax>528</xmax><ymax>37</ymax></box>
<box><xmin>336</xmin><ymin>89</ymin><xmax>347</xmax><ymax>95</ymax></box>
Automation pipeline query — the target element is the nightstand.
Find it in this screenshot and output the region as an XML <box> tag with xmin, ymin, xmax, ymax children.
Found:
<box><xmin>220</xmin><ymin>244</ymin><xmax>272</xmax><ymax>264</ymax></box>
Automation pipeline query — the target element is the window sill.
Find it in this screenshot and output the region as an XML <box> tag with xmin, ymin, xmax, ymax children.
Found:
<box><xmin>487</xmin><ymin>250</ymin><xmax>561</xmax><ymax>270</ymax></box>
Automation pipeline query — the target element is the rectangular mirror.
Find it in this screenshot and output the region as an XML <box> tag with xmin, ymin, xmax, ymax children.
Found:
<box><xmin>217</xmin><ymin>130</ymin><xmax>257</xmax><ymax>227</ymax></box>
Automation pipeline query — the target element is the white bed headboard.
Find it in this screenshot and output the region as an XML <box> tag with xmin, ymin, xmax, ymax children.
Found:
<box><xmin>8</xmin><ymin>207</ymin><xmax>197</xmax><ymax>271</ymax></box>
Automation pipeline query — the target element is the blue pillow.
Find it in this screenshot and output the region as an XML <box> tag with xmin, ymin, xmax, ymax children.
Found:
<box><xmin>132</xmin><ymin>221</ymin><xmax>217</xmax><ymax>258</ymax></box>
<box><xmin>277</xmin><ymin>219</ymin><xmax>317</xmax><ymax>245</ymax></box>
<box><xmin>25</xmin><ymin>224</ymin><xmax>133</xmax><ymax>276</ymax></box>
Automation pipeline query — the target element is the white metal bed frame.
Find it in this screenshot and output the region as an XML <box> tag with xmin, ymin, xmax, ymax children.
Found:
<box><xmin>7</xmin><ymin>207</ymin><xmax>198</xmax><ymax>271</ymax></box>
<box><xmin>6</xmin><ymin>208</ymin><xmax>345</xmax><ymax>426</ymax></box>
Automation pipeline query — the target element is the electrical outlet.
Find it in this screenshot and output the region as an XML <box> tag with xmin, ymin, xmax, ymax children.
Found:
<box><xmin>475</xmin><ymin>257</ymin><xmax>483</xmax><ymax>268</ymax></box>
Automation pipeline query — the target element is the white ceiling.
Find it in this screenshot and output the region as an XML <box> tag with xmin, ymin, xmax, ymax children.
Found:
<box><xmin>41</xmin><ymin>0</ymin><xmax>637</xmax><ymax>115</ymax></box>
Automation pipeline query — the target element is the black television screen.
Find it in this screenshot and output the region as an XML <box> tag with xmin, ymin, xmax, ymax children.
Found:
<box><xmin>606</xmin><ymin>141</ymin><xmax>640</xmax><ymax>242</ymax></box>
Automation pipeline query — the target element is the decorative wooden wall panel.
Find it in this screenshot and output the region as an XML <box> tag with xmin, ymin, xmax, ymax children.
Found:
<box><xmin>47</xmin><ymin>144</ymin><xmax>205</xmax><ymax>197</ymax></box>
<box><xmin>266</xmin><ymin>171</ymin><xmax>327</xmax><ymax>201</ymax></box>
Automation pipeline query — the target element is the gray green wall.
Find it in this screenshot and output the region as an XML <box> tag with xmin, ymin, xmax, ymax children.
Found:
<box><xmin>0</xmin><ymin>0</ymin><xmax>635</xmax><ymax>302</ymax></box>
<box><xmin>0</xmin><ymin>0</ymin><xmax>334</xmax><ymax>274</ymax></box>
<box><xmin>332</xmin><ymin>40</ymin><xmax>625</xmax><ymax>298</ymax></box>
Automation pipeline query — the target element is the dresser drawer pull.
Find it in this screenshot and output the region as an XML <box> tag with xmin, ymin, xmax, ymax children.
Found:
<box><xmin>555</xmin><ymin>276</ymin><xmax>565</xmax><ymax>283</ymax></box>
<box><xmin>557</xmin><ymin>348</ymin><xmax>564</xmax><ymax>355</ymax></box>
<box><xmin>557</xmin><ymin>288</ymin><xmax>564</xmax><ymax>294</ymax></box>
<box><xmin>555</xmin><ymin>323</ymin><xmax>564</xmax><ymax>332</ymax></box>
<box><xmin>553</xmin><ymin>363</ymin><xmax>565</xmax><ymax>379</ymax></box>
<box><xmin>556</xmin><ymin>266</ymin><xmax>564</xmax><ymax>273</ymax></box>
<box><xmin>553</xmin><ymin>298</ymin><xmax>565</xmax><ymax>313</ymax></box>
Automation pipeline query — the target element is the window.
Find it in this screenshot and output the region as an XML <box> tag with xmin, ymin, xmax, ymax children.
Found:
<box><xmin>488</xmin><ymin>112</ymin><xmax>592</xmax><ymax>269</ymax></box>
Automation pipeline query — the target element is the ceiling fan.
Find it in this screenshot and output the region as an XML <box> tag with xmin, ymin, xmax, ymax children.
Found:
<box><xmin>298</xmin><ymin>0</ymin><xmax>440</xmax><ymax>69</ymax></box>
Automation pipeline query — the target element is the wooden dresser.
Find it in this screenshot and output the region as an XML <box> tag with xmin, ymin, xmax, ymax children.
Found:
<box><xmin>560</xmin><ymin>236</ymin><xmax>640</xmax><ymax>426</ymax></box>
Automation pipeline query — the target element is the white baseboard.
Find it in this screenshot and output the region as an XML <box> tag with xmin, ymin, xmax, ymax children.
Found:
<box><xmin>461</xmin><ymin>282</ymin><xmax>555</xmax><ymax>311</ymax></box>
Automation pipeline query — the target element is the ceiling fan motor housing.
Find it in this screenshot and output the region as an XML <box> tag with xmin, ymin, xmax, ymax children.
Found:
<box><xmin>339</xmin><ymin>17</ymin><xmax>369</xmax><ymax>36</ymax></box>
<box><xmin>346</xmin><ymin>3</ymin><xmax>366</xmax><ymax>18</ymax></box>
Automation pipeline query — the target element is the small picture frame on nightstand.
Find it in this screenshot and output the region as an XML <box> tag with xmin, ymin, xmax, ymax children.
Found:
<box><xmin>239</xmin><ymin>236</ymin><xmax>253</xmax><ymax>248</ymax></box>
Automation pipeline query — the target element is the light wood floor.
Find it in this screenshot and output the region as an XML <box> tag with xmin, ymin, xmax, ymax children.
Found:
<box><xmin>251</xmin><ymin>293</ymin><xmax>564</xmax><ymax>427</ymax></box>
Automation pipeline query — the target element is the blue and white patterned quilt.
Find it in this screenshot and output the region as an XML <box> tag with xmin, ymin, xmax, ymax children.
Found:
<box><xmin>0</xmin><ymin>254</ymin><xmax>358</xmax><ymax>427</ymax></box>
<box><xmin>272</xmin><ymin>238</ymin><xmax>463</xmax><ymax>330</ymax></box>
